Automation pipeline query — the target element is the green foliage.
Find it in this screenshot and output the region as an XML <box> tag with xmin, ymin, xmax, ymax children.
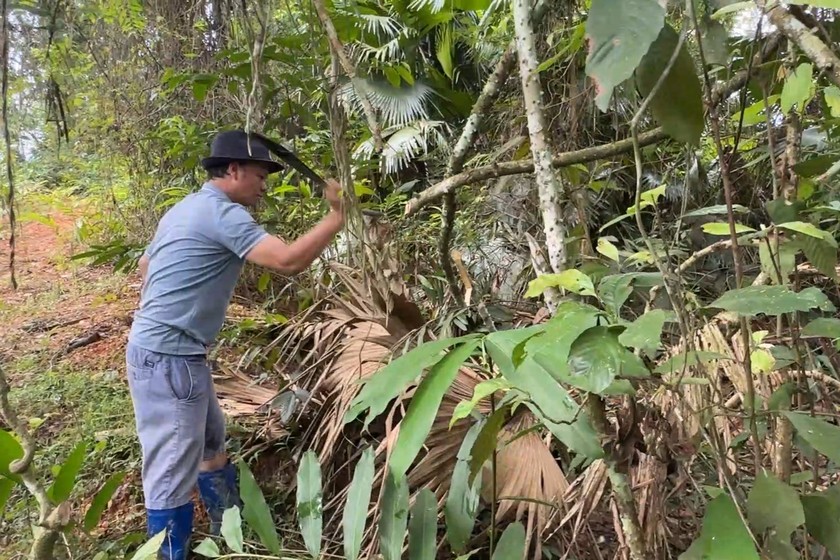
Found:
<box><xmin>221</xmin><ymin>506</ymin><xmax>244</xmax><ymax>553</ymax></box>
<box><xmin>238</xmin><ymin>459</ymin><xmax>282</xmax><ymax>555</ymax></box>
<box><xmin>83</xmin><ymin>471</ymin><xmax>127</xmax><ymax>532</ymax></box>
<box><xmin>344</xmin><ymin>447</ymin><xmax>375</xmax><ymax>560</ymax></box>
<box><xmin>408</xmin><ymin>489</ymin><xmax>437</xmax><ymax>560</ymax></box>
<box><xmin>584</xmin><ymin>0</ymin><xmax>666</xmax><ymax>111</ymax></box>
<box><xmin>380</xmin><ymin>474</ymin><xmax>410</xmax><ymax>560</ymax></box>
<box><xmin>296</xmin><ymin>451</ymin><xmax>323</xmax><ymax>558</ymax></box>
<box><xmin>47</xmin><ymin>441</ymin><xmax>87</xmax><ymax>504</ymax></box>
<box><xmin>710</xmin><ymin>286</ymin><xmax>835</xmax><ymax>316</ymax></box>
<box><xmin>492</xmin><ymin>522</ymin><xmax>526</xmax><ymax>560</ymax></box>
<box><xmin>682</xmin><ymin>494</ymin><xmax>759</xmax><ymax>560</ymax></box>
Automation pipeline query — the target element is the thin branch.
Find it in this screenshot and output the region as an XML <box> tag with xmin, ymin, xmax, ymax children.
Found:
<box><xmin>759</xmin><ymin>0</ymin><xmax>840</xmax><ymax>88</ymax></box>
<box><xmin>406</xmin><ymin>128</ymin><xmax>668</xmax><ymax>216</ymax></box>
<box><xmin>312</xmin><ymin>0</ymin><xmax>384</xmax><ymax>152</ymax></box>
<box><xmin>2</xmin><ymin>0</ymin><xmax>14</xmax><ymax>290</ymax></box>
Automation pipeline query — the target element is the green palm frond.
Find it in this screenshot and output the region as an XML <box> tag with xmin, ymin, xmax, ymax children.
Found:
<box><xmin>407</xmin><ymin>0</ymin><xmax>447</xmax><ymax>13</ymax></box>
<box><xmin>356</xmin><ymin>13</ymin><xmax>402</xmax><ymax>38</ymax></box>
<box><xmin>354</xmin><ymin>120</ymin><xmax>451</xmax><ymax>174</ymax></box>
<box><xmin>338</xmin><ymin>79</ymin><xmax>435</xmax><ymax>128</ymax></box>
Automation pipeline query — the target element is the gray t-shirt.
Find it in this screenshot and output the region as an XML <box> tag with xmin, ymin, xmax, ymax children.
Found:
<box><xmin>128</xmin><ymin>182</ymin><xmax>269</xmax><ymax>355</ymax></box>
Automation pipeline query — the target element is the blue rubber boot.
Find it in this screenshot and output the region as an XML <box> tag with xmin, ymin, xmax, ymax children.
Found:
<box><xmin>146</xmin><ymin>502</ymin><xmax>194</xmax><ymax>560</ymax></box>
<box><xmin>197</xmin><ymin>462</ymin><xmax>242</xmax><ymax>535</ymax></box>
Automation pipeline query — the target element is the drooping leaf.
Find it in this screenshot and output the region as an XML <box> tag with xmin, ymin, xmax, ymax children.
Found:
<box><xmin>778</xmin><ymin>221</ymin><xmax>837</xmax><ymax>245</ymax></box>
<box><xmin>344</xmin><ymin>447</ymin><xmax>375</xmax><ymax>560</ymax></box>
<box><xmin>824</xmin><ymin>85</ymin><xmax>840</xmax><ymax>117</ymax></box>
<box><xmin>766</xmin><ymin>198</ymin><xmax>805</xmax><ymax>225</ymax></box>
<box><xmin>700</xmin><ymin>222</ymin><xmax>756</xmax><ymax>235</ymax></box>
<box><xmin>780</xmin><ymin>62</ymin><xmax>814</xmax><ymax>114</ymax></box>
<box><xmin>492</xmin><ymin>522</ymin><xmax>526</xmax><ymax>560</ymax></box>
<box><xmin>597</xmin><ymin>272</ymin><xmax>663</xmax><ymax>317</ymax></box>
<box><xmin>468</xmin><ymin>406</ymin><xmax>508</xmax><ymax>484</ymax></box>
<box><xmin>585</xmin><ymin>0</ymin><xmax>666</xmax><ymax>111</ymax></box>
<box><xmin>559</xmin><ymin>326</ymin><xmax>650</xmax><ymax>393</ymax></box>
<box><xmin>709</xmin><ymin>285</ymin><xmax>835</xmax><ymax>316</ymax></box>
<box><xmin>445</xmin><ymin>421</ymin><xmax>483</xmax><ymax>554</ymax></box>
<box><xmin>409</xmin><ymin>489</ymin><xmax>437</xmax><ymax>560</ymax></box>
<box><xmin>130</xmin><ymin>530</ymin><xmax>167</xmax><ymax>560</ymax></box>
<box><xmin>238</xmin><ymin>459</ymin><xmax>281</xmax><ymax>555</ymax></box>
<box><xmin>485</xmin><ymin>329</ymin><xmax>602</xmax><ymax>459</ymax></box>
<box><xmin>618</xmin><ymin>309</ymin><xmax>673</xmax><ymax>353</ymax></box>
<box><xmin>48</xmin><ymin>441</ymin><xmax>87</xmax><ymax>504</ymax></box>
<box><xmin>796</xmin><ymin>234</ymin><xmax>838</xmax><ymax>280</ymax></box>
<box><xmin>0</xmin><ymin>430</ymin><xmax>23</xmax><ymax>483</ymax></box>
<box><xmin>221</xmin><ymin>506</ymin><xmax>244</xmax><ymax>553</ymax></box>
<box><xmin>802</xmin><ymin>318</ymin><xmax>840</xmax><ymax>339</ymax></box>
<box><xmin>682</xmin><ymin>204</ymin><xmax>749</xmax><ymax>218</ymax></box>
<box><xmin>0</xmin><ymin>477</ymin><xmax>15</xmax><ymax>514</ymax></box>
<box><xmin>390</xmin><ymin>339</ymin><xmax>481</xmax><ymax>479</ymax></box>
<box><xmin>193</xmin><ymin>538</ymin><xmax>221</xmax><ymax>558</ymax></box>
<box><xmin>783</xmin><ymin>412</ymin><xmax>840</xmax><ymax>466</ymax></box>
<box><xmin>747</xmin><ymin>469</ymin><xmax>805</xmax><ymax>537</ymax></box>
<box><xmin>380</xmin><ymin>474</ymin><xmax>409</xmax><ymax>560</ymax></box>
<box><xmin>84</xmin><ymin>471</ymin><xmax>126</xmax><ymax>532</ymax></box>
<box><xmin>345</xmin><ymin>335</ymin><xmax>481</xmax><ymax>427</ymax></box>
<box><xmin>801</xmin><ymin>486</ymin><xmax>840</xmax><ymax>555</ymax></box>
<box><xmin>596</xmin><ymin>237</ymin><xmax>620</xmax><ymax>262</ymax></box>
<box><xmin>679</xmin><ymin>493</ymin><xmax>760</xmax><ymax>560</ymax></box>
<box><xmin>635</xmin><ymin>23</ymin><xmax>704</xmax><ymax>145</ymax></box>
<box><xmin>524</xmin><ymin>269</ymin><xmax>596</xmax><ymax>298</ymax></box>
<box><xmin>296</xmin><ymin>451</ymin><xmax>322</xmax><ymax>558</ymax></box>
<box><xmin>450</xmin><ymin>379</ymin><xmax>510</xmax><ymax>428</ymax></box>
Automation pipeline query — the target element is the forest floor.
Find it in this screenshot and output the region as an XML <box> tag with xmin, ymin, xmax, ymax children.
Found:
<box><xmin>0</xmin><ymin>200</ymin><xmax>294</xmax><ymax>559</ymax></box>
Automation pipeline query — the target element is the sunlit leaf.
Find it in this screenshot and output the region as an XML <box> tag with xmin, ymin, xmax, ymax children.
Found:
<box><xmin>0</xmin><ymin>430</ymin><xmax>23</xmax><ymax>483</ymax></box>
<box><xmin>221</xmin><ymin>506</ymin><xmax>244</xmax><ymax>553</ymax></box>
<box><xmin>193</xmin><ymin>538</ymin><xmax>221</xmax><ymax>558</ymax></box>
<box><xmin>709</xmin><ymin>286</ymin><xmax>835</xmax><ymax>316</ymax></box>
<box><xmin>780</xmin><ymin>63</ymin><xmax>814</xmax><ymax>114</ymax></box>
<box><xmin>130</xmin><ymin>530</ymin><xmax>167</xmax><ymax>560</ymax></box>
<box><xmin>585</xmin><ymin>0</ymin><xmax>666</xmax><ymax>111</ymax></box>
<box><xmin>390</xmin><ymin>340</ymin><xmax>481</xmax><ymax>479</ymax></box>
<box><xmin>450</xmin><ymin>379</ymin><xmax>510</xmax><ymax>428</ymax></box>
<box><xmin>296</xmin><ymin>451</ymin><xmax>322</xmax><ymax>558</ymax></box>
<box><xmin>344</xmin><ymin>447</ymin><xmax>375</xmax><ymax>560</ymax></box>
<box><xmin>596</xmin><ymin>237</ymin><xmax>620</xmax><ymax>262</ymax></box>
<box><xmin>700</xmin><ymin>222</ymin><xmax>755</xmax><ymax>235</ymax></box>
<box><xmin>524</xmin><ymin>269</ymin><xmax>596</xmax><ymax>298</ymax></box>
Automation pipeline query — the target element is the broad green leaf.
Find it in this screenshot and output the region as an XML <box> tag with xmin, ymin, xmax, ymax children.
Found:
<box><xmin>450</xmin><ymin>379</ymin><xmax>510</xmax><ymax>428</ymax></box>
<box><xmin>803</xmin><ymin>318</ymin><xmax>840</xmax><ymax>339</ymax></box>
<box><xmin>380</xmin><ymin>474</ymin><xmax>409</xmax><ymax>560</ymax></box>
<box><xmin>485</xmin><ymin>329</ymin><xmax>602</xmax><ymax>459</ymax></box>
<box><xmin>84</xmin><ymin>471</ymin><xmax>126</xmax><ymax>532</ymax></box>
<box><xmin>525</xmin><ymin>269</ymin><xmax>596</xmax><ymax>298</ymax></box>
<box><xmin>801</xmin><ymin>486</ymin><xmax>840</xmax><ymax>555</ymax></box>
<box><xmin>296</xmin><ymin>451</ymin><xmax>322</xmax><ymax>558</ymax></box>
<box><xmin>238</xmin><ymin>459</ymin><xmax>281</xmax><ymax>555</ymax></box>
<box><xmin>445</xmin><ymin>421</ymin><xmax>483</xmax><ymax>554</ymax></box>
<box><xmin>780</xmin><ymin>63</ymin><xmax>814</xmax><ymax>114</ymax></box>
<box><xmin>825</xmin><ymin>85</ymin><xmax>840</xmax><ymax>118</ymax></box>
<box><xmin>436</xmin><ymin>25</ymin><xmax>454</xmax><ymax>80</ymax></box>
<box><xmin>193</xmin><ymin>538</ymin><xmax>221</xmax><ymax>558</ymax></box>
<box><xmin>635</xmin><ymin>23</ymin><xmax>704</xmax><ymax>145</ymax></box>
<box><xmin>732</xmin><ymin>95</ymin><xmax>779</xmax><ymax>126</ymax></box>
<box><xmin>559</xmin><ymin>326</ymin><xmax>649</xmax><ymax>393</ymax></box>
<box><xmin>787</xmin><ymin>0</ymin><xmax>840</xmax><ymax>8</ymax></box>
<box><xmin>521</xmin><ymin>301</ymin><xmax>601</xmax><ymax>363</ymax></box>
<box><xmin>759</xmin><ymin>241</ymin><xmax>797</xmax><ymax>284</ymax></box>
<box><xmin>221</xmin><ymin>506</ymin><xmax>244</xmax><ymax>553</ymax></box>
<box><xmin>585</xmin><ymin>0</ymin><xmax>666</xmax><ymax>111</ymax></box>
<box><xmin>750</xmin><ymin>348</ymin><xmax>775</xmax><ymax>374</ymax></box>
<box><xmin>257</xmin><ymin>271</ymin><xmax>270</xmax><ymax>293</ymax></box>
<box><xmin>709</xmin><ymin>286</ymin><xmax>835</xmax><ymax>316</ymax></box>
<box><xmin>48</xmin><ymin>441</ymin><xmax>87</xmax><ymax>504</ymax></box>
<box><xmin>700</xmin><ymin>222</ymin><xmax>755</xmax><ymax>235</ymax></box>
<box><xmin>0</xmin><ymin>430</ymin><xmax>23</xmax><ymax>483</ymax></box>
<box><xmin>711</xmin><ymin>1</ymin><xmax>753</xmax><ymax>19</ymax></box>
<box><xmin>796</xmin><ymin>234</ymin><xmax>838</xmax><ymax>280</ymax></box>
<box><xmin>596</xmin><ymin>237</ymin><xmax>619</xmax><ymax>262</ymax></box>
<box><xmin>747</xmin><ymin>470</ymin><xmax>805</xmax><ymax>537</ymax></box>
<box><xmin>345</xmin><ymin>335</ymin><xmax>480</xmax><ymax>427</ymax></box>
<box><xmin>409</xmin><ymin>489</ymin><xmax>437</xmax><ymax>560</ymax></box>
<box><xmin>783</xmin><ymin>412</ymin><xmax>840</xmax><ymax>466</ymax></box>
<box><xmin>655</xmin><ymin>351</ymin><xmax>731</xmax><ymax>375</ymax></box>
<box><xmin>492</xmin><ymin>522</ymin><xmax>525</xmax><ymax>560</ymax></box>
<box><xmin>344</xmin><ymin>447</ymin><xmax>375</xmax><ymax>560</ymax></box>
<box><xmin>130</xmin><ymin>530</ymin><xmax>167</xmax><ymax>560</ymax></box>
<box><xmin>597</xmin><ymin>272</ymin><xmax>664</xmax><ymax>317</ymax></box>
<box><xmin>700</xmin><ymin>16</ymin><xmax>729</xmax><ymax>66</ymax></box>
<box><xmin>0</xmin><ymin>477</ymin><xmax>14</xmax><ymax>514</ymax></box>
<box><xmin>682</xmin><ymin>204</ymin><xmax>748</xmax><ymax>218</ymax></box>
<box><xmin>680</xmin><ymin>493</ymin><xmax>760</xmax><ymax>560</ymax></box>
<box><xmin>468</xmin><ymin>406</ymin><xmax>508</xmax><ymax>484</ymax></box>
<box><xmin>766</xmin><ymin>198</ymin><xmax>805</xmax><ymax>225</ymax></box>
<box><xmin>618</xmin><ymin>309</ymin><xmax>673</xmax><ymax>353</ymax></box>
<box><xmin>390</xmin><ymin>340</ymin><xmax>481</xmax><ymax>479</ymax></box>
<box><xmin>793</xmin><ymin>155</ymin><xmax>837</xmax><ymax>178</ymax></box>
<box><xmin>777</xmin><ymin>221</ymin><xmax>837</xmax><ymax>246</ymax></box>
<box><xmin>454</xmin><ymin>0</ymin><xmax>491</xmax><ymax>9</ymax></box>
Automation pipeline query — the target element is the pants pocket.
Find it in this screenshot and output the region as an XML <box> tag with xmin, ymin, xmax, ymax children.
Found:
<box><xmin>166</xmin><ymin>358</ymin><xmax>208</xmax><ymax>402</ymax></box>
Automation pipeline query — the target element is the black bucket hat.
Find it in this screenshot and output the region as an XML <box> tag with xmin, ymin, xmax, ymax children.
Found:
<box><xmin>200</xmin><ymin>130</ymin><xmax>284</xmax><ymax>174</ymax></box>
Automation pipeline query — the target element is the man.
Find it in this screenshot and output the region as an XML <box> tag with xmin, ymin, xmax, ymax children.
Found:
<box><xmin>126</xmin><ymin>129</ymin><xmax>344</xmax><ymax>559</ymax></box>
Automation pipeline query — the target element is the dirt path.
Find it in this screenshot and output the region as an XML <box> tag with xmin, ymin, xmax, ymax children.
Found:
<box><xmin>0</xmin><ymin>213</ymin><xmax>140</xmax><ymax>370</ymax></box>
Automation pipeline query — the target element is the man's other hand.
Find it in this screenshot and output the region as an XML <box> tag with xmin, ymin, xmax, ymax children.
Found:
<box><xmin>324</xmin><ymin>178</ymin><xmax>343</xmax><ymax>213</ymax></box>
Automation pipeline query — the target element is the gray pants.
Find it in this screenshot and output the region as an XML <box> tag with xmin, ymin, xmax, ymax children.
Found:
<box><xmin>126</xmin><ymin>343</ymin><xmax>226</xmax><ymax>510</ymax></box>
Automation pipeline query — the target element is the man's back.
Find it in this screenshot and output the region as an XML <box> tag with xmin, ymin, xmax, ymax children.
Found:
<box><xmin>129</xmin><ymin>182</ymin><xmax>267</xmax><ymax>355</ymax></box>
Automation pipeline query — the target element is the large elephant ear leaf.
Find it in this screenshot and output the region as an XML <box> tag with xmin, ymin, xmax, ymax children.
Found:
<box><xmin>585</xmin><ymin>0</ymin><xmax>666</xmax><ymax>111</ymax></box>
